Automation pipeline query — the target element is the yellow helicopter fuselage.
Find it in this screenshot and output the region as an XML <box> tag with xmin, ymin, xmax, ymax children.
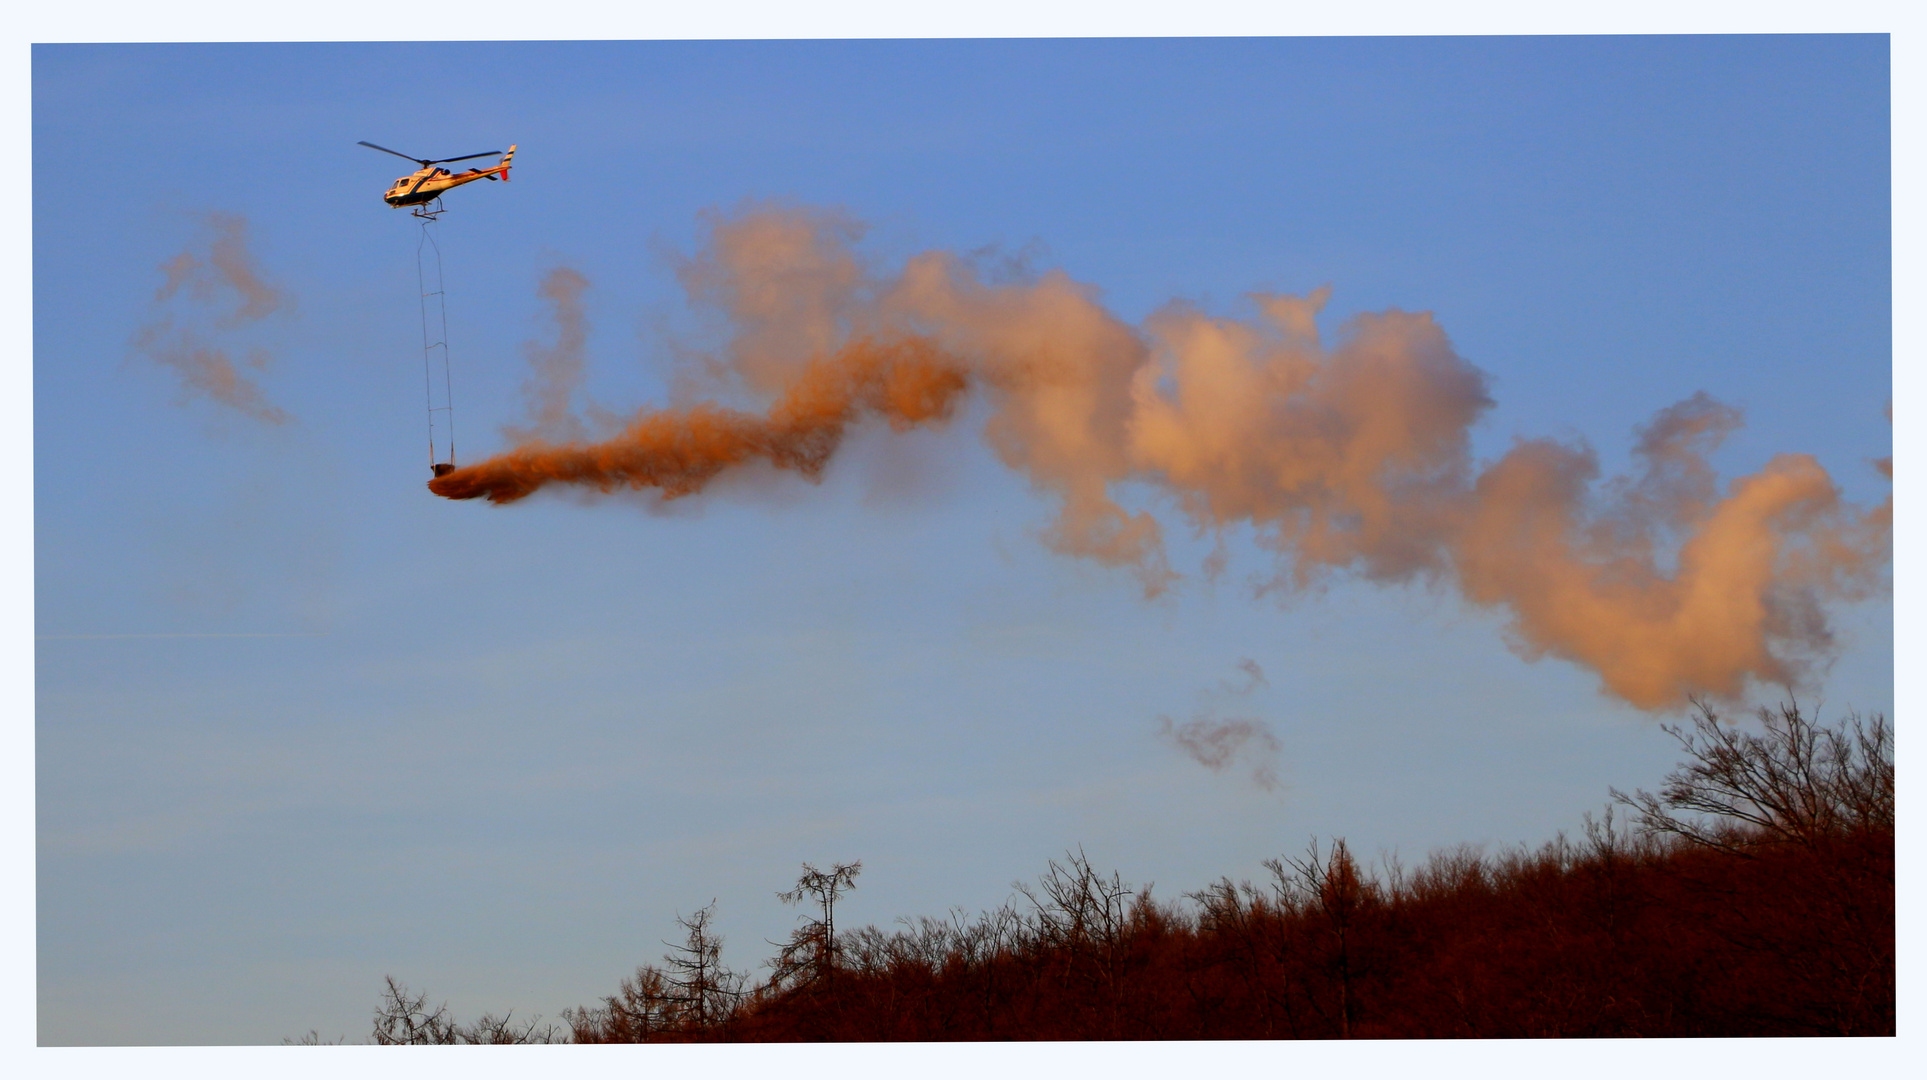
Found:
<box><xmin>384</xmin><ymin>145</ymin><xmax>516</xmax><ymax>207</ymax></box>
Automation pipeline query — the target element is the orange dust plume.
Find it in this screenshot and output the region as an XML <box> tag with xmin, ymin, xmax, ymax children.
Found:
<box><xmin>1158</xmin><ymin>715</ymin><xmax>1281</xmax><ymax>791</ymax></box>
<box><xmin>134</xmin><ymin>213</ymin><xmax>292</xmax><ymax>424</ymax></box>
<box><xmin>1159</xmin><ymin>658</ymin><xmax>1282</xmax><ymax>790</ymax></box>
<box><xmin>503</xmin><ymin>266</ymin><xmax>592</xmax><ymax>445</ymax></box>
<box><xmin>436</xmin><ymin>206</ymin><xmax>1890</xmax><ymax>710</ymax></box>
<box><xmin>428</xmin><ymin>336</ymin><xmax>970</xmax><ymax>503</ymax></box>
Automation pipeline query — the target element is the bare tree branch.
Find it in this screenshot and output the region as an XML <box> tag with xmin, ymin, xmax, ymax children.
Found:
<box><xmin>1612</xmin><ymin>699</ymin><xmax>1893</xmax><ymax>855</ymax></box>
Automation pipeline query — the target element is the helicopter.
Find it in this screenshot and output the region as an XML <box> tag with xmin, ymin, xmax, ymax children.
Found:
<box><xmin>358</xmin><ymin>141</ymin><xmax>517</xmax><ymax>211</ymax></box>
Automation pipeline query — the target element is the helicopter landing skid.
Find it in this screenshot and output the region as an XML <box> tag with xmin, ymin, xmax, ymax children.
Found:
<box><xmin>410</xmin><ymin>198</ymin><xmax>447</xmax><ymax>220</ymax></box>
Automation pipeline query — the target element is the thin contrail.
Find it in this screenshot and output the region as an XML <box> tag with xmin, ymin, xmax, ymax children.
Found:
<box><xmin>36</xmin><ymin>632</ymin><xmax>328</xmax><ymax>640</ymax></box>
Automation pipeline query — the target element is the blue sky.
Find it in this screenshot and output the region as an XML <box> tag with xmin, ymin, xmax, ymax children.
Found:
<box><xmin>32</xmin><ymin>35</ymin><xmax>1892</xmax><ymax>1045</ymax></box>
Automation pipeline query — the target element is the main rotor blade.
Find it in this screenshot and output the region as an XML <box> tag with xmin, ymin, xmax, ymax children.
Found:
<box><xmin>428</xmin><ymin>151</ymin><xmax>502</xmax><ymax>164</ymax></box>
<box><xmin>358</xmin><ymin>140</ymin><xmax>429</xmax><ymax>165</ymax></box>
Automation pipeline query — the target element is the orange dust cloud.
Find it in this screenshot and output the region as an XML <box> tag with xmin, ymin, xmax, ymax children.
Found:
<box><xmin>1157</xmin><ymin>714</ymin><xmax>1282</xmax><ymax>791</ymax></box>
<box><xmin>428</xmin><ymin>336</ymin><xmax>969</xmax><ymax>504</ymax></box>
<box><xmin>434</xmin><ymin>206</ymin><xmax>1890</xmax><ymax>710</ymax></box>
<box><xmin>134</xmin><ymin>213</ymin><xmax>291</xmax><ymax>424</ymax></box>
<box><xmin>503</xmin><ymin>266</ymin><xmax>593</xmax><ymax>446</ymax></box>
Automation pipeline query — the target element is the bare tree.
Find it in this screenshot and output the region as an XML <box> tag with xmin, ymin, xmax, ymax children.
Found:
<box><xmin>1015</xmin><ymin>849</ymin><xmax>1133</xmax><ymax>956</ymax></box>
<box><xmin>1189</xmin><ymin>874</ymin><xmax>1300</xmax><ymax>1037</ymax></box>
<box><xmin>1611</xmin><ymin>700</ymin><xmax>1894</xmax><ymax>1035</ymax></box>
<box><xmin>565</xmin><ymin>963</ymin><xmax>676</xmax><ymax>1042</ymax></box>
<box><xmin>773</xmin><ymin>861</ymin><xmax>862</xmax><ymax>987</ymax></box>
<box><xmin>565</xmin><ymin>902</ymin><xmax>743</xmax><ymax>1041</ymax></box>
<box><xmin>1613</xmin><ymin>699</ymin><xmax>1894</xmax><ymax>854</ymax></box>
<box><xmin>662</xmin><ymin>902</ymin><xmax>744</xmax><ymax>1032</ymax></box>
<box><xmin>1012</xmin><ymin>848</ymin><xmax>1143</xmax><ymax>1035</ymax></box>
<box><xmin>462</xmin><ymin>1011</ymin><xmax>565</xmax><ymax>1044</ymax></box>
<box><xmin>371</xmin><ymin>976</ymin><xmax>458</xmax><ymax>1045</ymax></box>
<box><xmin>1274</xmin><ymin>839</ymin><xmax>1379</xmax><ymax>1038</ymax></box>
<box><xmin>370</xmin><ymin>976</ymin><xmax>562</xmax><ymax>1044</ymax></box>
<box><xmin>282</xmin><ymin>1029</ymin><xmax>345</xmax><ymax>1045</ymax></box>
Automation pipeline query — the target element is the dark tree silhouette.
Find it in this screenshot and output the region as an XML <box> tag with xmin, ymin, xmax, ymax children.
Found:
<box><xmin>772</xmin><ymin>860</ymin><xmax>862</xmax><ymax>989</ymax></box>
<box><xmin>1274</xmin><ymin>839</ymin><xmax>1380</xmax><ymax>1037</ymax></box>
<box><xmin>566</xmin><ymin>901</ymin><xmax>744</xmax><ymax>1042</ymax></box>
<box><xmin>662</xmin><ymin>903</ymin><xmax>744</xmax><ymax>1032</ymax></box>
<box><xmin>370</xmin><ymin>976</ymin><xmax>560</xmax><ymax>1044</ymax></box>
<box><xmin>1613</xmin><ymin>699</ymin><xmax>1893</xmax><ymax>853</ymax></box>
<box><xmin>371</xmin><ymin>976</ymin><xmax>457</xmax><ymax>1045</ymax></box>
<box><xmin>335</xmin><ymin>699</ymin><xmax>1892</xmax><ymax>1043</ymax></box>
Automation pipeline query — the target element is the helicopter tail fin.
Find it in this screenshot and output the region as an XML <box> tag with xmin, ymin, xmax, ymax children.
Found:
<box><xmin>500</xmin><ymin>144</ymin><xmax>516</xmax><ymax>181</ymax></box>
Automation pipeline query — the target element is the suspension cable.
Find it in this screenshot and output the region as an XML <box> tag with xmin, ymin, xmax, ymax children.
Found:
<box><xmin>416</xmin><ymin>213</ymin><xmax>457</xmax><ymax>476</ymax></box>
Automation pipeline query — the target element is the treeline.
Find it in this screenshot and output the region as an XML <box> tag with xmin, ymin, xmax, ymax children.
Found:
<box><xmin>329</xmin><ymin>701</ymin><xmax>1893</xmax><ymax>1042</ymax></box>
